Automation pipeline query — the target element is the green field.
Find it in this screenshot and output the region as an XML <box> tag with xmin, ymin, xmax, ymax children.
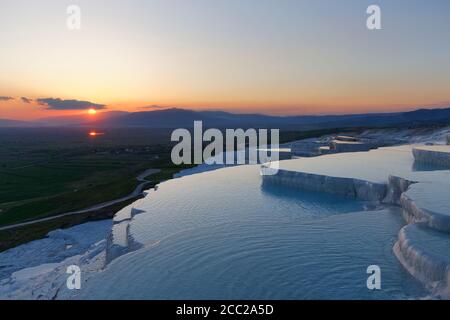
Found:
<box><xmin>0</xmin><ymin>127</ymin><xmax>188</xmax><ymax>227</ymax></box>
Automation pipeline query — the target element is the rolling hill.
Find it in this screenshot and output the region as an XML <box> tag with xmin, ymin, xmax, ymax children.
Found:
<box><xmin>1</xmin><ymin>107</ymin><xmax>450</xmax><ymax>129</ymax></box>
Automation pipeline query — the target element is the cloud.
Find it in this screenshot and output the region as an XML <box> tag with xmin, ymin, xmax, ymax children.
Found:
<box><xmin>141</xmin><ymin>105</ymin><xmax>167</xmax><ymax>109</ymax></box>
<box><xmin>21</xmin><ymin>97</ymin><xmax>33</xmax><ymax>104</ymax></box>
<box><xmin>36</xmin><ymin>98</ymin><xmax>106</xmax><ymax>110</ymax></box>
<box><xmin>0</xmin><ymin>96</ymin><xmax>14</xmax><ymax>101</ymax></box>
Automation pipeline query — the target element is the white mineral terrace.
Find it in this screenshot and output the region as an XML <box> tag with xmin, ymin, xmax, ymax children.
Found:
<box><xmin>262</xmin><ymin>144</ymin><xmax>450</xmax><ymax>298</ymax></box>
<box><xmin>329</xmin><ymin>139</ymin><xmax>373</xmax><ymax>153</ymax></box>
<box><xmin>413</xmin><ymin>145</ymin><xmax>450</xmax><ymax>167</ymax></box>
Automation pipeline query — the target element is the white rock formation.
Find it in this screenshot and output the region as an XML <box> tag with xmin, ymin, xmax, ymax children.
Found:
<box><xmin>383</xmin><ymin>175</ymin><xmax>416</xmax><ymax>206</ymax></box>
<box><xmin>0</xmin><ymin>220</ymin><xmax>111</xmax><ymax>300</ymax></box>
<box><xmin>413</xmin><ymin>146</ymin><xmax>450</xmax><ymax>167</ymax></box>
<box><xmin>105</xmin><ymin>206</ymin><xmax>144</xmax><ymax>265</ymax></box>
<box><xmin>262</xmin><ymin>167</ymin><xmax>387</xmax><ymax>201</ymax></box>
<box><xmin>335</xmin><ymin>135</ymin><xmax>359</xmax><ymax>142</ymax></box>
<box><xmin>394</xmin><ymin>223</ymin><xmax>450</xmax><ymax>299</ymax></box>
<box><xmin>330</xmin><ymin>140</ymin><xmax>373</xmax><ymax>153</ymax></box>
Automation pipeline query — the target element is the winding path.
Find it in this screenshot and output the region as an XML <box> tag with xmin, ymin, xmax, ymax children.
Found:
<box><xmin>0</xmin><ymin>169</ymin><xmax>161</xmax><ymax>232</ymax></box>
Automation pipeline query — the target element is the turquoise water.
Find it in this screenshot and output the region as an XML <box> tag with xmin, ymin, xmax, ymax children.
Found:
<box><xmin>76</xmin><ymin>165</ymin><xmax>425</xmax><ymax>299</ymax></box>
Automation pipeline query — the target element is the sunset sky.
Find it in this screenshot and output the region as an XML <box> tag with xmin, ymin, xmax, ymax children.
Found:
<box><xmin>1</xmin><ymin>0</ymin><xmax>450</xmax><ymax>120</ymax></box>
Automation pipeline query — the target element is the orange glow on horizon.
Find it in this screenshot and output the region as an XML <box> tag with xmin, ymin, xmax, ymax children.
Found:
<box><xmin>1</xmin><ymin>95</ymin><xmax>450</xmax><ymax>121</ymax></box>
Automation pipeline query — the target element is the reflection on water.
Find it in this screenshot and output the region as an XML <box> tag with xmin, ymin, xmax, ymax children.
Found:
<box><xmin>261</xmin><ymin>180</ymin><xmax>370</xmax><ymax>215</ymax></box>
<box><xmin>78</xmin><ymin>210</ymin><xmax>425</xmax><ymax>300</ymax></box>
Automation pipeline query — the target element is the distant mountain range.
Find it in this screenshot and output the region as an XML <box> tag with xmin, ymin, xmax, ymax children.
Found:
<box><xmin>2</xmin><ymin>107</ymin><xmax>450</xmax><ymax>130</ymax></box>
<box><xmin>0</xmin><ymin>118</ymin><xmax>33</xmax><ymax>127</ymax></box>
<box><xmin>34</xmin><ymin>111</ymin><xmax>128</xmax><ymax>126</ymax></box>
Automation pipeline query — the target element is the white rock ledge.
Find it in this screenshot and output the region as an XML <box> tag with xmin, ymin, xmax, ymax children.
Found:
<box><xmin>105</xmin><ymin>206</ymin><xmax>145</xmax><ymax>265</ymax></box>
<box><xmin>413</xmin><ymin>146</ymin><xmax>450</xmax><ymax>167</ymax></box>
<box><xmin>262</xmin><ymin>168</ymin><xmax>387</xmax><ymax>201</ymax></box>
<box><xmin>384</xmin><ymin>175</ymin><xmax>416</xmax><ymax>206</ymax></box>
<box><xmin>262</xmin><ymin>145</ymin><xmax>450</xmax><ymax>298</ymax></box>
<box><xmin>394</xmin><ymin>224</ymin><xmax>450</xmax><ymax>298</ymax></box>
<box><xmin>401</xmin><ymin>191</ymin><xmax>450</xmax><ymax>233</ymax></box>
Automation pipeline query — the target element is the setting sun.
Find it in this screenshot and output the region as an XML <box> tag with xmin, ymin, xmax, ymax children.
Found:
<box><xmin>88</xmin><ymin>108</ymin><xmax>97</xmax><ymax>115</ymax></box>
<box><xmin>88</xmin><ymin>131</ymin><xmax>104</xmax><ymax>137</ymax></box>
